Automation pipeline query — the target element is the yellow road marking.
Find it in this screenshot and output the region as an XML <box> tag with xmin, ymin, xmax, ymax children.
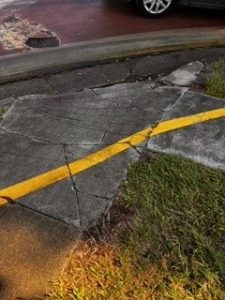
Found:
<box><xmin>1</xmin><ymin>107</ymin><xmax>225</xmax><ymax>206</ymax></box>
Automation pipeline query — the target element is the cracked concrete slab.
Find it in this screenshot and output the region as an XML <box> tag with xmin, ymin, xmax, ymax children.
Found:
<box><xmin>0</xmin><ymin>130</ymin><xmax>65</xmax><ymax>187</ymax></box>
<box><xmin>0</xmin><ymin>82</ymin><xmax>182</xmax><ymax>145</ymax></box>
<box><xmin>20</xmin><ymin>179</ymin><xmax>81</xmax><ymax>227</ymax></box>
<box><xmin>66</xmin><ymin>149</ymin><xmax>140</xmax><ymax>228</ymax></box>
<box><xmin>148</xmin><ymin>91</ymin><xmax>225</xmax><ymax>170</ymax></box>
<box><xmin>0</xmin><ymin>82</ymin><xmax>183</xmax><ymax>227</ymax></box>
<box><xmin>0</xmin><ymin>130</ymin><xmax>81</xmax><ymax>225</ymax></box>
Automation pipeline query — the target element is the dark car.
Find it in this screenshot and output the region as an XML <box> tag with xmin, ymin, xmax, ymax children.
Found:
<box><xmin>135</xmin><ymin>0</ymin><xmax>225</xmax><ymax>17</ymax></box>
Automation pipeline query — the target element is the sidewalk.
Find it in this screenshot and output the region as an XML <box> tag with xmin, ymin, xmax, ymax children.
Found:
<box><xmin>1</xmin><ymin>53</ymin><xmax>225</xmax><ymax>298</ymax></box>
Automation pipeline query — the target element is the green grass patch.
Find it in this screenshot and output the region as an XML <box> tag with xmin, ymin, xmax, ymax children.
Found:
<box><xmin>48</xmin><ymin>154</ymin><xmax>225</xmax><ymax>300</ymax></box>
<box><xmin>206</xmin><ymin>60</ymin><xmax>225</xmax><ymax>99</ymax></box>
<box><xmin>0</xmin><ymin>107</ymin><xmax>5</xmax><ymax>120</ymax></box>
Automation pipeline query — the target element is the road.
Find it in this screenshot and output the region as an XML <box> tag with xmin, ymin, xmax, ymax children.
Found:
<box><xmin>0</xmin><ymin>0</ymin><xmax>225</xmax><ymax>55</ymax></box>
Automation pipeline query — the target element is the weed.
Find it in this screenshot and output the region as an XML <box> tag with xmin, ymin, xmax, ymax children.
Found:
<box><xmin>0</xmin><ymin>107</ymin><xmax>5</xmax><ymax>120</ymax></box>
<box><xmin>206</xmin><ymin>60</ymin><xmax>225</xmax><ymax>98</ymax></box>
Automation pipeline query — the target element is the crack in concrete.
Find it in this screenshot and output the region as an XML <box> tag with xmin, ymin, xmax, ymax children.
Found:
<box><xmin>0</xmin><ymin>83</ymin><xmax>189</xmax><ymax>229</ymax></box>
<box><xmin>98</xmin><ymin>130</ymin><xmax>109</xmax><ymax>146</ymax></box>
<box><xmin>15</xmin><ymin>200</ymin><xmax>75</xmax><ymax>227</ymax></box>
<box><xmin>34</xmin><ymin>106</ymin><xmax>123</xmax><ymax>126</ymax></box>
<box><xmin>0</xmin><ymin>126</ymin><xmax>107</xmax><ymax>147</ymax></box>
<box><xmin>63</xmin><ymin>144</ymin><xmax>82</xmax><ymax>228</ymax></box>
<box><xmin>34</xmin><ymin>106</ymin><xmax>85</xmax><ymax>123</ymax></box>
<box><xmin>159</xmin><ymin>88</ymin><xmax>189</xmax><ymax>120</ymax></box>
<box><xmin>39</xmin><ymin>101</ymin><xmax>148</xmax><ymax>111</ymax></box>
<box><xmin>0</xmin><ymin>195</ymin><xmax>75</xmax><ymax>227</ymax></box>
<box><xmin>124</xmin><ymin>141</ymin><xmax>145</xmax><ymax>155</ymax></box>
<box><xmin>143</xmin><ymin>88</ymin><xmax>188</xmax><ymax>128</ymax></box>
<box><xmin>0</xmin><ymin>195</ymin><xmax>15</xmax><ymax>205</ymax></box>
<box><xmin>0</xmin><ymin>127</ymin><xmax>59</xmax><ymax>145</ymax></box>
<box><xmin>95</xmin><ymin>101</ymin><xmax>128</xmax><ymax>147</ymax></box>
<box><xmin>0</xmin><ymin>125</ymin><xmax>129</xmax><ymax>148</ymax></box>
<box><xmin>78</xmin><ymin>190</ymin><xmax>112</xmax><ymax>201</ymax></box>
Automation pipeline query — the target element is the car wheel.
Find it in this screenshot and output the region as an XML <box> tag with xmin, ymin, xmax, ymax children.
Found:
<box><xmin>136</xmin><ymin>0</ymin><xmax>176</xmax><ymax>17</ymax></box>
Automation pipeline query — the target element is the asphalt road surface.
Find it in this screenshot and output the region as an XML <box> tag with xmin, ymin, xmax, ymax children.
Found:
<box><xmin>0</xmin><ymin>0</ymin><xmax>225</xmax><ymax>55</ymax></box>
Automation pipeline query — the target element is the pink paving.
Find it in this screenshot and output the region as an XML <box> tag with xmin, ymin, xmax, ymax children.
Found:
<box><xmin>0</xmin><ymin>0</ymin><xmax>225</xmax><ymax>56</ymax></box>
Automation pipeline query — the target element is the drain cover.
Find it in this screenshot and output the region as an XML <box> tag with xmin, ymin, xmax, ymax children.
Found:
<box><xmin>26</xmin><ymin>36</ymin><xmax>59</xmax><ymax>48</ymax></box>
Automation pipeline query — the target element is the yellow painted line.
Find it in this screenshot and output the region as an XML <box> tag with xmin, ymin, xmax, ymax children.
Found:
<box><xmin>1</xmin><ymin>107</ymin><xmax>225</xmax><ymax>206</ymax></box>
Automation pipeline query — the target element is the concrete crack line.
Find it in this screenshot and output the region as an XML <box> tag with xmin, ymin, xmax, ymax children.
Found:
<box><xmin>63</xmin><ymin>144</ymin><xmax>82</xmax><ymax>228</ymax></box>
<box><xmin>95</xmin><ymin>108</ymin><xmax>123</xmax><ymax>147</ymax></box>
<box><xmin>34</xmin><ymin>106</ymin><xmax>85</xmax><ymax>122</ymax></box>
<box><xmin>0</xmin><ymin>127</ymin><xmax>60</xmax><ymax>145</ymax></box>
<box><xmin>35</xmin><ymin>103</ymin><xmax>124</xmax><ymax>112</ymax></box>
<box><xmin>0</xmin><ymin>194</ymin><xmax>73</xmax><ymax>227</ymax></box>
<box><xmin>124</xmin><ymin>141</ymin><xmax>146</xmax><ymax>155</ymax></box>
<box><xmin>27</xmin><ymin>106</ymin><xmax>124</xmax><ymax>133</ymax></box>
<box><xmin>148</xmin><ymin>88</ymin><xmax>189</xmax><ymax>128</ymax></box>
<box><xmin>90</xmin><ymin>88</ymin><xmax>107</xmax><ymax>97</ymax></box>
<box><xmin>34</xmin><ymin>106</ymin><xmax>123</xmax><ymax>124</ymax></box>
<box><xmin>79</xmin><ymin>192</ymin><xmax>111</xmax><ymax>201</ymax></box>
<box><xmin>110</xmin><ymin>118</ymin><xmax>150</xmax><ymax>126</ymax></box>
<box><xmin>0</xmin><ymin>125</ymin><xmax>108</xmax><ymax>147</ymax></box>
<box><xmin>0</xmin><ymin>122</ymin><xmax>132</xmax><ymax>148</ymax></box>
<box><xmin>33</xmin><ymin>101</ymin><xmax>85</xmax><ymax>109</ymax></box>
<box><xmin>16</xmin><ymin>200</ymin><xmax>76</xmax><ymax>227</ymax></box>
<box><xmin>52</xmin><ymin>118</ymin><xmax>113</xmax><ymax>136</ymax></box>
<box><xmin>161</xmin><ymin>88</ymin><xmax>189</xmax><ymax>116</ymax></box>
<box><xmin>99</xmin><ymin>130</ymin><xmax>109</xmax><ymax>145</ymax></box>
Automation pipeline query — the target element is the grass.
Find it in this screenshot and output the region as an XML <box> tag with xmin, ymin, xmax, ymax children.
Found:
<box><xmin>0</xmin><ymin>107</ymin><xmax>5</xmax><ymax>120</ymax></box>
<box><xmin>47</xmin><ymin>154</ymin><xmax>225</xmax><ymax>300</ymax></box>
<box><xmin>206</xmin><ymin>60</ymin><xmax>225</xmax><ymax>99</ymax></box>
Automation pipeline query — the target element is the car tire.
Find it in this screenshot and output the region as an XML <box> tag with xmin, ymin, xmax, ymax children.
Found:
<box><xmin>136</xmin><ymin>0</ymin><xmax>177</xmax><ymax>17</ymax></box>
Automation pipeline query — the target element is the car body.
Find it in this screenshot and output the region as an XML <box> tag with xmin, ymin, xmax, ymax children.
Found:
<box><xmin>182</xmin><ymin>0</ymin><xmax>225</xmax><ymax>10</ymax></box>
<box><xmin>135</xmin><ymin>0</ymin><xmax>225</xmax><ymax>17</ymax></box>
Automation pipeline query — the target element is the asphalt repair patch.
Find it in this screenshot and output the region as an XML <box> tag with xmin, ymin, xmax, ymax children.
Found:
<box><xmin>0</xmin><ymin>14</ymin><xmax>59</xmax><ymax>50</ymax></box>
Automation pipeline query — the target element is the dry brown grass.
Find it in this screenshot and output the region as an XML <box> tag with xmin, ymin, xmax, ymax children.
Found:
<box><xmin>48</xmin><ymin>241</ymin><xmax>158</xmax><ymax>300</ymax></box>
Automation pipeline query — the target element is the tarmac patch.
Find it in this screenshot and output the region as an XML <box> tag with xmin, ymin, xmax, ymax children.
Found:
<box><xmin>0</xmin><ymin>14</ymin><xmax>59</xmax><ymax>50</ymax></box>
<box><xmin>26</xmin><ymin>35</ymin><xmax>60</xmax><ymax>48</ymax></box>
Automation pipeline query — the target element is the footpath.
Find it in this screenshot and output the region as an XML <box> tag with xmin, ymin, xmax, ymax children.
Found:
<box><xmin>0</xmin><ymin>30</ymin><xmax>225</xmax><ymax>299</ymax></box>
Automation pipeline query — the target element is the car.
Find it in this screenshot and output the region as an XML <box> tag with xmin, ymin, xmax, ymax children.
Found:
<box><xmin>135</xmin><ymin>0</ymin><xmax>225</xmax><ymax>17</ymax></box>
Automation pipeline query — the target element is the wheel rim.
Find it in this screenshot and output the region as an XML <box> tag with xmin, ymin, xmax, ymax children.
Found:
<box><xmin>143</xmin><ymin>0</ymin><xmax>172</xmax><ymax>14</ymax></box>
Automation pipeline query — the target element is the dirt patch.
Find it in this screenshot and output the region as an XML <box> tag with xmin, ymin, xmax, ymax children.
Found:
<box><xmin>0</xmin><ymin>14</ymin><xmax>59</xmax><ymax>50</ymax></box>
